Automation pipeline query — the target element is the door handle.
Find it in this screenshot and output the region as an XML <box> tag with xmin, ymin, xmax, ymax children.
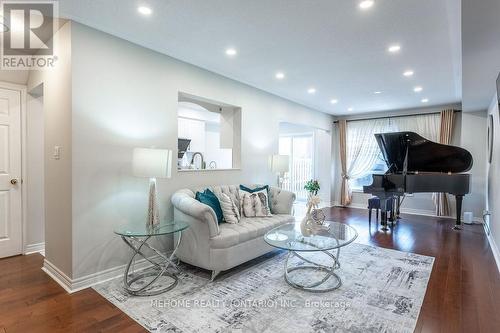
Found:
<box><xmin>10</xmin><ymin>179</ymin><xmax>18</xmax><ymax>185</ymax></box>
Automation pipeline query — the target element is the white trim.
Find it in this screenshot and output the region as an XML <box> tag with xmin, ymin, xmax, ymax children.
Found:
<box><xmin>329</xmin><ymin>201</ymin><xmax>483</xmax><ymax>223</ymax></box>
<box><xmin>42</xmin><ymin>259</ymin><xmax>73</xmax><ymax>293</ymax></box>
<box><xmin>42</xmin><ymin>256</ymin><xmax>157</xmax><ymax>293</ymax></box>
<box><xmin>24</xmin><ymin>242</ymin><xmax>45</xmax><ymax>255</ymax></box>
<box><xmin>485</xmin><ymin>226</ymin><xmax>500</xmax><ymax>274</ymax></box>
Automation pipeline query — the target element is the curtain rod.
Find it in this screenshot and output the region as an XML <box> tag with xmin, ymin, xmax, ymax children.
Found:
<box><xmin>332</xmin><ymin>109</ymin><xmax>461</xmax><ymax>124</ymax></box>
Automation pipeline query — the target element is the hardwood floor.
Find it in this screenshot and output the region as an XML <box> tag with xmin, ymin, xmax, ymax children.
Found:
<box><xmin>0</xmin><ymin>207</ymin><xmax>499</xmax><ymax>332</ymax></box>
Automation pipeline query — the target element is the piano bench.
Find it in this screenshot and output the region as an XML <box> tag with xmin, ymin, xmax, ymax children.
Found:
<box><xmin>368</xmin><ymin>197</ymin><xmax>393</xmax><ymax>222</ymax></box>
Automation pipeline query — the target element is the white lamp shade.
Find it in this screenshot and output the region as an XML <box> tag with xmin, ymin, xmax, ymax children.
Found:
<box><xmin>271</xmin><ymin>154</ymin><xmax>290</xmax><ymax>173</ymax></box>
<box><xmin>133</xmin><ymin>148</ymin><xmax>172</xmax><ymax>178</ymax></box>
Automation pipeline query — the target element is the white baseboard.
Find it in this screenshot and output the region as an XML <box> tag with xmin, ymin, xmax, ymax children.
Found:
<box><xmin>328</xmin><ymin>201</ymin><xmax>483</xmax><ymax>223</ymax></box>
<box><xmin>485</xmin><ymin>227</ymin><xmax>500</xmax><ymax>274</ymax></box>
<box><xmin>42</xmin><ymin>256</ymin><xmax>156</xmax><ymax>293</ymax></box>
<box><xmin>24</xmin><ymin>242</ymin><xmax>45</xmax><ymax>255</ymax></box>
<box><xmin>42</xmin><ymin>259</ymin><xmax>73</xmax><ymax>293</ymax></box>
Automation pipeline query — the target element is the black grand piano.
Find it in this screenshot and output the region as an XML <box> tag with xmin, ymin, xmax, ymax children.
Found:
<box><xmin>363</xmin><ymin>131</ymin><xmax>473</xmax><ymax>230</ymax></box>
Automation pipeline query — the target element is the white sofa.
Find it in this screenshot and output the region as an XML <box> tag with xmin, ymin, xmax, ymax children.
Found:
<box><xmin>171</xmin><ymin>185</ymin><xmax>296</xmax><ymax>280</ymax></box>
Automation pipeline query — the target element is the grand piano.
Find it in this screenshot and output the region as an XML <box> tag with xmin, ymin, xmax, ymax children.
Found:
<box><xmin>363</xmin><ymin>131</ymin><xmax>473</xmax><ymax>231</ymax></box>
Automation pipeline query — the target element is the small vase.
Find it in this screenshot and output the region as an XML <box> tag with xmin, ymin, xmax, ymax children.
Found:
<box><xmin>300</xmin><ymin>213</ymin><xmax>313</xmax><ymax>237</ymax></box>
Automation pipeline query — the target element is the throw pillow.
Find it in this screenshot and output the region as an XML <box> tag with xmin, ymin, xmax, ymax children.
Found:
<box><xmin>239</xmin><ymin>189</ymin><xmax>272</xmax><ymax>217</ymax></box>
<box><xmin>219</xmin><ymin>193</ymin><xmax>240</xmax><ymax>224</ymax></box>
<box><xmin>195</xmin><ymin>189</ymin><xmax>224</xmax><ymax>224</ymax></box>
<box><xmin>239</xmin><ymin>184</ymin><xmax>271</xmax><ymax>208</ymax></box>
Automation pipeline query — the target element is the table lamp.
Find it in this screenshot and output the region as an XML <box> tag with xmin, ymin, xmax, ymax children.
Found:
<box><xmin>133</xmin><ymin>148</ymin><xmax>172</xmax><ymax>227</ymax></box>
<box><xmin>271</xmin><ymin>154</ymin><xmax>290</xmax><ymax>188</ymax></box>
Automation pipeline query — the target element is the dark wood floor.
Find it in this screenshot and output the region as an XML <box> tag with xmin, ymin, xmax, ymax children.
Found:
<box><xmin>0</xmin><ymin>207</ymin><xmax>499</xmax><ymax>332</ymax></box>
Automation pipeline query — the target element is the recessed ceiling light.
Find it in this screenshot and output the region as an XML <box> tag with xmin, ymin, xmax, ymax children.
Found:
<box><xmin>413</xmin><ymin>86</ymin><xmax>423</xmax><ymax>92</ymax></box>
<box><xmin>330</xmin><ymin>99</ymin><xmax>338</xmax><ymax>104</ymax></box>
<box><xmin>275</xmin><ymin>72</ymin><xmax>285</xmax><ymax>80</ymax></box>
<box><xmin>388</xmin><ymin>44</ymin><xmax>401</xmax><ymax>53</ymax></box>
<box><xmin>403</xmin><ymin>70</ymin><xmax>414</xmax><ymax>77</ymax></box>
<box><xmin>225</xmin><ymin>48</ymin><xmax>237</xmax><ymax>57</ymax></box>
<box><xmin>359</xmin><ymin>0</ymin><xmax>375</xmax><ymax>10</ymax></box>
<box><xmin>421</xmin><ymin>98</ymin><xmax>429</xmax><ymax>103</ymax></box>
<box><xmin>307</xmin><ymin>87</ymin><xmax>316</xmax><ymax>94</ymax></box>
<box><xmin>137</xmin><ymin>6</ymin><xmax>152</xmax><ymax>16</ymax></box>
<box><xmin>348</xmin><ymin>107</ymin><xmax>354</xmax><ymax>111</ymax></box>
<box><xmin>374</xmin><ymin>91</ymin><xmax>382</xmax><ymax>94</ymax></box>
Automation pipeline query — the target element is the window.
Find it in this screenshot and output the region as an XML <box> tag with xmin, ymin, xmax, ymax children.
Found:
<box><xmin>348</xmin><ymin>113</ymin><xmax>440</xmax><ymax>191</ymax></box>
<box><xmin>279</xmin><ymin>124</ymin><xmax>315</xmax><ymax>201</ymax></box>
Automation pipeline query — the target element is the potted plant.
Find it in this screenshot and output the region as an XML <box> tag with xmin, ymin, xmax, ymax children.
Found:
<box><xmin>304</xmin><ymin>179</ymin><xmax>320</xmax><ymax>196</ymax></box>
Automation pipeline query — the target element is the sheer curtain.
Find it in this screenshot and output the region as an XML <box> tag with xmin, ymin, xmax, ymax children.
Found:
<box><xmin>339</xmin><ymin>112</ymin><xmax>441</xmax><ymax>206</ymax></box>
<box><xmin>391</xmin><ymin>113</ymin><xmax>440</xmax><ymax>141</ymax></box>
<box><xmin>341</xmin><ymin>118</ymin><xmax>390</xmax><ymax>204</ymax></box>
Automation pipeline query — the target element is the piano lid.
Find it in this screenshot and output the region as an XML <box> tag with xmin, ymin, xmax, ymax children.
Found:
<box><xmin>375</xmin><ymin>131</ymin><xmax>473</xmax><ymax>173</ymax></box>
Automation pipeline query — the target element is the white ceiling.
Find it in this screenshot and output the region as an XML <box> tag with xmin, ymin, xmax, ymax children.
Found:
<box><xmin>58</xmin><ymin>0</ymin><xmax>461</xmax><ymax>115</ymax></box>
<box><xmin>462</xmin><ymin>0</ymin><xmax>500</xmax><ymax>112</ymax></box>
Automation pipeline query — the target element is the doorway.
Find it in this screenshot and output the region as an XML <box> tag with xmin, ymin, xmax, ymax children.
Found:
<box><xmin>279</xmin><ymin>123</ymin><xmax>315</xmax><ymax>202</ymax></box>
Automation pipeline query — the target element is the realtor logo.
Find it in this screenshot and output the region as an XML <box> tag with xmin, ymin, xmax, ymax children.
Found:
<box><xmin>1</xmin><ymin>0</ymin><xmax>58</xmax><ymax>69</ymax></box>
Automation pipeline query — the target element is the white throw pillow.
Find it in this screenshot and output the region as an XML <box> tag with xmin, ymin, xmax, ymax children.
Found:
<box><xmin>219</xmin><ymin>193</ymin><xmax>240</xmax><ymax>224</ymax></box>
<box><xmin>239</xmin><ymin>189</ymin><xmax>272</xmax><ymax>217</ymax></box>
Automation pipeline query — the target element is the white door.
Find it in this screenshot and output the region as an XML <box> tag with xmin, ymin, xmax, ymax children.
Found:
<box><xmin>0</xmin><ymin>87</ymin><xmax>22</xmax><ymax>258</ymax></box>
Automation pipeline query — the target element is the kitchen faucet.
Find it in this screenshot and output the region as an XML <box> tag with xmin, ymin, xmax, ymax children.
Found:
<box><xmin>190</xmin><ymin>152</ymin><xmax>205</xmax><ymax>169</ymax></box>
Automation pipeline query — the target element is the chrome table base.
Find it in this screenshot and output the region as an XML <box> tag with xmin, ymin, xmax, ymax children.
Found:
<box><xmin>121</xmin><ymin>232</ymin><xmax>182</xmax><ymax>296</ymax></box>
<box><xmin>284</xmin><ymin>247</ymin><xmax>341</xmax><ymax>293</ymax></box>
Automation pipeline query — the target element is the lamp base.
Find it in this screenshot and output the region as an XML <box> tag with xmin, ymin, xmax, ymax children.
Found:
<box><xmin>147</xmin><ymin>178</ymin><xmax>160</xmax><ymax>228</ymax></box>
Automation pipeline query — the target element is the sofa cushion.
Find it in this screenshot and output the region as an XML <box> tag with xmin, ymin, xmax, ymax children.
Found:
<box><xmin>210</xmin><ymin>214</ymin><xmax>294</xmax><ymax>249</ymax></box>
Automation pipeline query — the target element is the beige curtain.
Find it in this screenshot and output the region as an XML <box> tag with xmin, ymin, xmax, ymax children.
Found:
<box><xmin>433</xmin><ymin>109</ymin><xmax>454</xmax><ymax>216</ymax></box>
<box><xmin>339</xmin><ymin>119</ymin><xmax>351</xmax><ymax>205</ymax></box>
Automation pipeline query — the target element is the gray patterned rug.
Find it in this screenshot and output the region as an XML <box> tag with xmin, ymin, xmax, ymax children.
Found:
<box><xmin>94</xmin><ymin>243</ymin><xmax>434</xmax><ymax>333</ymax></box>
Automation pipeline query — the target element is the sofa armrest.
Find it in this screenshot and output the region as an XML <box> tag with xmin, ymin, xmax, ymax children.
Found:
<box><xmin>268</xmin><ymin>187</ymin><xmax>296</xmax><ymax>215</ymax></box>
<box><xmin>171</xmin><ymin>189</ymin><xmax>220</xmax><ymax>238</ymax></box>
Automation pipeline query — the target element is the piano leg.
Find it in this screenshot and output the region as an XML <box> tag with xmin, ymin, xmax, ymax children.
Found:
<box><xmin>395</xmin><ymin>196</ymin><xmax>401</xmax><ymax>219</ymax></box>
<box><xmin>453</xmin><ymin>195</ymin><xmax>464</xmax><ymax>230</ymax></box>
<box><xmin>380</xmin><ymin>198</ymin><xmax>390</xmax><ymax>231</ymax></box>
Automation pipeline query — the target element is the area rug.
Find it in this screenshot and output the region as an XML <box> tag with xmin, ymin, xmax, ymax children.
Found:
<box><xmin>94</xmin><ymin>243</ymin><xmax>434</xmax><ymax>333</ymax></box>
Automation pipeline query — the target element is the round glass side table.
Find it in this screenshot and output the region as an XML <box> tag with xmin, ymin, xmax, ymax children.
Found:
<box><xmin>114</xmin><ymin>221</ymin><xmax>189</xmax><ymax>296</ymax></box>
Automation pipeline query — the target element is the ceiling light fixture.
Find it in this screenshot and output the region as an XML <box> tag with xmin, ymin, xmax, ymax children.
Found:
<box><xmin>413</xmin><ymin>86</ymin><xmax>423</xmax><ymax>92</ymax></box>
<box><xmin>225</xmin><ymin>48</ymin><xmax>237</xmax><ymax>57</ymax></box>
<box><xmin>403</xmin><ymin>70</ymin><xmax>414</xmax><ymax>77</ymax></box>
<box><xmin>388</xmin><ymin>44</ymin><xmax>401</xmax><ymax>53</ymax></box>
<box><xmin>359</xmin><ymin>0</ymin><xmax>375</xmax><ymax>10</ymax></box>
<box><xmin>348</xmin><ymin>107</ymin><xmax>354</xmax><ymax>111</ymax></box>
<box><xmin>330</xmin><ymin>99</ymin><xmax>338</xmax><ymax>104</ymax></box>
<box><xmin>275</xmin><ymin>72</ymin><xmax>285</xmax><ymax>80</ymax></box>
<box><xmin>307</xmin><ymin>87</ymin><xmax>316</xmax><ymax>94</ymax></box>
<box><xmin>374</xmin><ymin>91</ymin><xmax>382</xmax><ymax>94</ymax></box>
<box><xmin>421</xmin><ymin>98</ymin><xmax>429</xmax><ymax>103</ymax></box>
<box><xmin>137</xmin><ymin>6</ymin><xmax>152</xmax><ymax>16</ymax></box>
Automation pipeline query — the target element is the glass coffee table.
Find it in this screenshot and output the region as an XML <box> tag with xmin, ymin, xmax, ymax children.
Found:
<box><xmin>114</xmin><ymin>221</ymin><xmax>189</xmax><ymax>296</ymax></box>
<box><xmin>264</xmin><ymin>221</ymin><xmax>358</xmax><ymax>292</ymax></box>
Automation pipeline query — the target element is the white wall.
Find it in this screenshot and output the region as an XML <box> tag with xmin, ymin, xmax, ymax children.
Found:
<box><xmin>27</xmin><ymin>21</ymin><xmax>73</xmax><ymax>277</ymax></box>
<box><xmin>460</xmin><ymin>111</ymin><xmax>487</xmax><ymax>218</ymax></box>
<box><xmin>70</xmin><ymin>22</ymin><xmax>333</xmax><ymax>279</ymax></box>
<box><xmin>486</xmin><ymin>96</ymin><xmax>500</xmax><ymax>261</ymax></box>
<box><xmin>26</xmin><ymin>94</ymin><xmax>45</xmax><ymax>247</ymax></box>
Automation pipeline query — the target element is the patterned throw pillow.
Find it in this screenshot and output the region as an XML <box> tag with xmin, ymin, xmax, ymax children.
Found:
<box><xmin>239</xmin><ymin>189</ymin><xmax>272</xmax><ymax>217</ymax></box>
<box><xmin>219</xmin><ymin>193</ymin><xmax>240</xmax><ymax>224</ymax></box>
